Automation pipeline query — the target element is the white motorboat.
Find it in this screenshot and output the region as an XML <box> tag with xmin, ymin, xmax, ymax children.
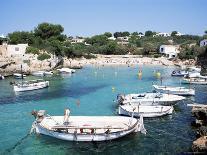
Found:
<box><xmin>153</xmin><ymin>85</ymin><xmax>195</xmax><ymax>96</ymax></box>
<box><xmin>13</xmin><ymin>73</ymin><xmax>26</xmax><ymax>79</ymax></box>
<box><xmin>119</xmin><ymin>104</ymin><xmax>174</xmax><ymax>118</ymax></box>
<box><xmin>32</xmin><ymin>71</ymin><xmax>45</xmax><ymax>77</ymax></box>
<box><xmin>14</xmin><ymin>79</ymin><xmax>49</xmax><ymax>92</ymax></box>
<box><xmin>0</xmin><ymin>74</ymin><xmax>5</xmax><ymax>80</ymax></box>
<box><xmin>117</xmin><ymin>93</ymin><xmax>185</xmax><ymax>106</ymax></box>
<box><xmin>171</xmin><ymin>70</ymin><xmax>189</xmax><ymax>76</ymax></box>
<box><xmin>32</xmin><ymin>71</ymin><xmax>53</xmax><ymax>76</ymax></box>
<box><xmin>182</xmin><ymin>77</ymin><xmax>207</xmax><ymax>85</ymax></box>
<box><xmin>57</xmin><ymin>68</ymin><xmax>75</xmax><ymax>74</ymax></box>
<box><xmin>31</xmin><ymin>109</ymin><xmax>146</xmax><ymax>141</ymax></box>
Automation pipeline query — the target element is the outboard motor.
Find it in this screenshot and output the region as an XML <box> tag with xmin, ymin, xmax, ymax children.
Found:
<box><xmin>31</xmin><ymin>110</ymin><xmax>46</xmax><ymax>123</ymax></box>
<box><xmin>117</xmin><ymin>94</ymin><xmax>125</xmax><ymax>105</ymax></box>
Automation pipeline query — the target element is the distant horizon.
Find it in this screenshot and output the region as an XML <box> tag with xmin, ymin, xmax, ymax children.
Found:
<box><xmin>1</xmin><ymin>0</ymin><xmax>207</xmax><ymax>37</ymax></box>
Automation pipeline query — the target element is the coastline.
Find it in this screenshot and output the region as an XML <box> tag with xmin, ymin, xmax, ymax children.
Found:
<box><xmin>0</xmin><ymin>54</ymin><xmax>195</xmax><ymax>76</ymax></box>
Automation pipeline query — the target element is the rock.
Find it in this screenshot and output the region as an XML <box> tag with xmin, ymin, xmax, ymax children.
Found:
<box><xmin>192</xmin><ymin>107</ymin><xmax>207</xmax><ymax>121</ymax></box>
<box><xmin>198</xmin><ymin>126</ymin><xmax>207</xmax><ymax>137</ymax></box>
<box><xmin>192</xmin><ymin>136</ymin><xmax>207</xmax><ymax>152</ymax></box>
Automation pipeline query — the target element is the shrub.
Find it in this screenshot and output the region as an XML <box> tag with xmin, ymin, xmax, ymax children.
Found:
<box><xmin>37</xmin><ymin>53</ymin><xmax>51</xmax><ymax>61</ymax></box>
<box><xmin>26</xmin><ymin>46</ymin><xmax>40</xmax><ymax>55</ymax></box>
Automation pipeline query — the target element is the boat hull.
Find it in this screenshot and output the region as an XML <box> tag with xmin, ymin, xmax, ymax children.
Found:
<box><xmin>35</xmin><ymin>123</ymin><xmax>137</xmax><ymax>141</ymax></box>
<box><xmin>153</xmin><ymin>85</ymin><xmax>195</xmax><ymax>96</ymax></box>
<box><xmin>33</xmin><ymin>116</ymin><xmax>142</xmax><ymax>142</ymax></box>
<box><xmin>118</xmin><ymin>105</ymin><xmax>174</xmax><ymax>118</ymax></box>
<box><xmin>14</xmin><ymin>81</ymin><xmax>49</xmax><ymax>92</ymax></box>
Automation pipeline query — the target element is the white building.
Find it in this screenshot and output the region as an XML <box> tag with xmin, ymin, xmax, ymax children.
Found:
<box><xmin>0</xmin><ymin>43</ymin><xmax>28</xmax><ymax>57</ymax></box>
<box><xmin>175</xmin><ymin>32</ymin><xmax>183</xmax><ymax>36</ymax></box>
<box><xmin>154</xmin><ymin>32</ymin><xmax>170</xmax><ymax>37</ymax></box>
<box><xmin>71</xmin><ymin>37</ymin><xmax>85</xmax><ymax>44</ymax></box>
<box><xmin>159</xmin><ymin>45</ymin><xmax>180</xmax><ymax>59</ymax></box>
<box><xmin>200</xmin><ymin>39</ymin><xmax>207</xmax><ymax>47</ymax></box>
<box><xmin>117</xmin><ymin>36</ymin><xmax>129</xmax><ymax>45</ymax></box>
<box><xmin>138</xmin><ymin>33</ymin><xmax>144</xmax><ymax>38</ymax></box>
<box><xmin>108</xmin><ymin>36</ymin><xmax>116</xmax><ymax>40</ymax></box>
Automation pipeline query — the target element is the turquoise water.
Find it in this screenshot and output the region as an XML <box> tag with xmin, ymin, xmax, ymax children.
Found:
<box><xmin>0</xmin><ymin>65</ymin><xmax>207</xmax><ymax>154</ymax></box>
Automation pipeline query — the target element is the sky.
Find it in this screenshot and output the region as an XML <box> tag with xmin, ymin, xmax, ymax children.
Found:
<box><xmin>1</xmin><ymin>0</ymin><xmax>207</xmax><ymax>37</ymax></box>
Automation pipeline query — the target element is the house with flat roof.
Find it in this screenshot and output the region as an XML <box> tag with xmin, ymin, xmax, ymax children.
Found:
<box><xmin>154</xmin><ymin>32</ymin><xmax>170</xmax><ymax>37</ymax></box>
<box><xmin>159</xmin><ymin>45</ymin><xmax>180</xmax><ymax>59</ymax></box>
<box><xmin>0</xmin><ymin>43</ymin><xmax>28</xmax><ymax>57</ymax></box>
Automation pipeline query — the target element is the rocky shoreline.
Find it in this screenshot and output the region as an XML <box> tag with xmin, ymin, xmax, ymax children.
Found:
<box><xmin>191</xmin><ymin>105</ymin><xmax>207</xmax><ymax>152</ymax></box>
<box><xmin>0</xmin><ymin>54</ymin><xmax>196</xmax><ymax>76</ymax></box>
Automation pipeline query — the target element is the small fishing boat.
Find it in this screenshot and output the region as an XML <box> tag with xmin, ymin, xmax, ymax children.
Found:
<box><xmin>13</xmin><ymin>73</ymin><xmax>26</xmax><ymax>79</ymax></box>
<box><xmin>14</xmin><ymin>79</ymin><xmax>49</xmax><ymax>92</ymax></box>
<box><xmin>117</xmin><ymin>93</ymin><xmax>185</xmax><ymax>106</ymax></box>
<box><xmin>119</xmin><ymin>104</ymin><xmax>174</xmax><ymax>118</ymax></box>
<box><xmin>171</xmin><ymin>70</ymin><xmax>188</xmax><ymax>76</ymax></box>
<box><xmin>153</xmin><ymin>85</ymin><xmax>195</xmax><ymax>96</ymax></box>
<box><xmin>32</xmin><ymin>71</ymin><xmax>53</xmax><ymax>76</ymax></box>
<box><xmin>30</xmin><ymin>109</ymin><xmax>146</xmax><ymax>141</ymax></box>
<box><xmin>57</xmin><ymin>68</ymin><xmax>75</xmax><ymax>74</ymax></box>
<box><xmin>182</xmin><ymin>77</ymin><xmax>207</xmax><ymax>85</ymax></box>
<box><xmin>0</xmin><ymin>74</ymin><xmax>5</xmax><ymax>80</ymax></box>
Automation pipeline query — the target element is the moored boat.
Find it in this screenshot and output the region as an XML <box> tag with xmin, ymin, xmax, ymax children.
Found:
<box><xmin>57</xmin><ymin>68</ymin><xmax>75</xmax><ymax>74</ymax></box>
<box><xmin>32</xmin><ymin>71</ymin><xmax>53</xmax><ymax>76</ymax></box>
<box><xmin>182</xmin><ymin>77</ymin><xmax>207</xmax><ymax>85</ymax></box>
<box><xmin>31</xmin><ymin>109</ymin><xmax>146</xmax><ymax>141</ymax></box>
<box><xmin>118</xmin><ymin>104</ymin><xmax>174</xmax><ymax>118</ymax></box>
<box><xmin>117</xmin><ymin>92</ymin><xmax>185</xmax><ymax>106</ymax></box>
<box><xmin>171</xmin><ymin>70</ymin><xmax>189</xmax><ymax>76</ymax></box>
<box><xmin>14</xmin><ymin>79</ymin><xmax>49</xmax><ymax>92</ymax></box>
<box><xmin>13</xmin><ymin>73</ymin><xmax>26</xmax><ymax>79</ymax></box>
<box><xmin>153</xmin><ymin>85</ymin><xmax>195</xmax><ymax>96</ymax></box>
<box><xmin>0</xmin><ymin>74</ymin><xmax>5</xmax><ymax>80</ymax></box>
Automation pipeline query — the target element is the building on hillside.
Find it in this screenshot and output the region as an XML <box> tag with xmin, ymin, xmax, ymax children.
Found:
<box><xmin>154</xmin><ymin>32</ymin><xmax>170</xmax><ymax>37</ymax></box>
<box><xmin>200</xmin><ymin>39</ymin><xmax>207</xmax><ymax>47</ymax></box>
<box><xmin>138</xmin><ymin>33</ymin><xmax>144</xmax><ymax>38</ymax></box>
<box><xmin>175</xmin><ymin>32</ymin><xmax>183</xmax><ymax>36</ymax></box>
<box><xmin>159</xmin><ymin>45</ymin><xmax>180</xmax><ymax>59</ymax></box>
<box><xmin>108</xmin><ymin>36</ymin><xmax>116</xmax><ymax>40</ymax></box>
<box><xmin>117</xmin><ymin>36</ymin><xmax>129</xmax><ymax>45</ymax></box>
<box><xmin>71</xmin><ymin>37</ymin><xmax>85</xmax><ymax>44</ymax></box>
<box><xmin>0</xmin><ymin>42</ymin><xmax>28</xmax><ymax>57</ymax></box>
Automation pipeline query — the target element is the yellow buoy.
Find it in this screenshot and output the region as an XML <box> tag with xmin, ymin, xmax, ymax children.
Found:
<box><xmin>112</xmin><ymin>87</ymin><xmax>115</xmax><ymax>92</ymax></box>
<box><xmin>156</xmin><ymin>72</ymin><xmax>161</xmax><ymax>78</ymax></box>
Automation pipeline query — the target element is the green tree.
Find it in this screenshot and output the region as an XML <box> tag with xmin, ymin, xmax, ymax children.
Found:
<box><xmin>145</xmin><ymin>31</ymin><xmax>153</xmax><ymax>37</ymax></box>
<box><xmin>132</xmin><ymin>32</ymin><xmax>138</xmax><ymax>36</ymax></box>
<box><xmin>171</xmin><ymin>31</ymin><xmax>178</xmax><ymax>37</ymax></box>
<box><xmin>122</xmin><ymin>31</ymin><xmax>130</xmax><ymax>36</ymax></box>
<box><xmin>8</xmin><ymin>31</ymin><xmax>34</xmax><ymax>44</ymax></box>
<box><xmin>104</xmin><ymin>32</ymin><xmax>112</xmax><ymax>38</ymax></box>
<box><xmin>34</xmin><ymin>23</ymin><xmax>64</xmax><ymax>40</ymax></box>
<box><xmin>114</xmin><ymin>32</ymin><xmax>122</xmax><ymax>38</ymax></box>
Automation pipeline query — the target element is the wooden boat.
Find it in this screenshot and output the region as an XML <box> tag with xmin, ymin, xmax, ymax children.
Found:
<box><xmin>119</xmin><ymin>104</ymin><xmax>174</xmax><ymax>118</ymax></box>
<box><xmin>153</xmin><ymin>85</ymin><xmax>195</xmax><ymax>96</ymax></box>
<box><xmin>14</xmin><ymin>79</ymin><xmax>49</xmax><ymax>92</ymax></box>
<box><xmin>57</xmin><ymin>68</ymin><xmax>75</xmax><ymax>74</ymax></box>
<box><xmin>182</xmin><ymin>77</ymin><xmax>207</xmax><ymax>85</ymax></box>
<box><xmin>171</xmin><ymin>70</ymin><xmax>188</xmax><ymax>76</ymax></box>
<box><xmin>117</xmin><ymin>93</ymin><xmax>185</xmax><ymax>106</ymax></box>
<box><xmin>31</xmin><ymin>109</ymin><xmax>146</xmax><ymax>141</ymax></box>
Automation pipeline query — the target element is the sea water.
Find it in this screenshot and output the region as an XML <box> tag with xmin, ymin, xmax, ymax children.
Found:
<box><xmin>0</xmin><ymin>65</ymin><xmax>206</xmax><ymax>154</ymax></box>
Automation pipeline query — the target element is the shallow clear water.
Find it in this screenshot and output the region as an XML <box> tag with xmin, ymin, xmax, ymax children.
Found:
<box><xmin>0</xmin><ymin>65</ymin><xmax>207</xmax><ymax>154</ymax></box>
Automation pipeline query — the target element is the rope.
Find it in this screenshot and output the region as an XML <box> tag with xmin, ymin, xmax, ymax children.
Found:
<box><xmin>4</xmin><ymin>132</ymin><xmax>31</xmax><ymax>154</ymax></box>
<box><xmin>145</xmin><ymin>124</ymin><xmax>192</xmax><ymax>142</ymax></box>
